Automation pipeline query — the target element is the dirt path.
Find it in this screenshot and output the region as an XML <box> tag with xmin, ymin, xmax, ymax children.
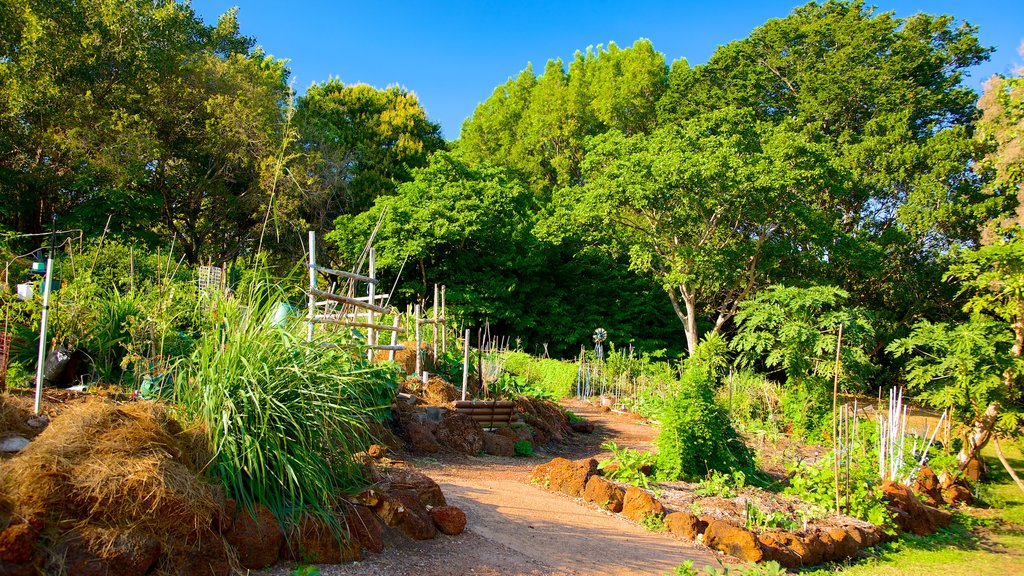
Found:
<box><xmin>261</xmin><ymin>402</ymin><xmax>724</xmax><ymax>575</ymax></box>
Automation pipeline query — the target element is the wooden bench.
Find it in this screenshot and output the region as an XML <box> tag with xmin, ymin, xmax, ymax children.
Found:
<box><xmin>454</xmin><ymin>400</ymin><xmax>517</xmax><ymax>429</ymax></box>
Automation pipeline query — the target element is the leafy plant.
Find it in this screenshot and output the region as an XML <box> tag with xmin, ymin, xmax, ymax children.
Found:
<box><xmin>598</xmin><ymin>441</ymin><xmax>656</xmax><ymax>489</ymax></box>
<box><xmin>655</xmin><ymin>366</ymin><xmax>753</xmax><ymax>480</ymax></box>
<box><xmin>695</xmin><ymin>470</ymin><xmax>746</xmax><ymax>499</ymax></box>
<box><xmin>174</xmin><ymin>275</ymin><xmax>397</xmax><ymax>532</ymax></box>
<box><xmin>744</xmin><ymin>500</ymin><xmax>798</xmax><ymax>531</ymax></box>
<box><xmin>640</xmin><ymin>513</ymin><xmax>666</xmax><ymax>532</ymax></box>
<box><xmin>563</xmin><ymin>409</ymin><xmax>584</xmax><ymax>424</ymax></box>
<box><xmin>513</xmin><ymin>440</ymin><xmax>534</xmax><ymax>457</ymax></box>
<box><xmin>784</xmin><ymin>454</ymin><xmax>894</xmax><ymax>529</ymax></box>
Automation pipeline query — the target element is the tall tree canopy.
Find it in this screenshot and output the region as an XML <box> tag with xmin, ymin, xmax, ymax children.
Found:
<box><xmin>0</xmin><ymin>0</ymin><xmax>290</xmax><ymax>262</ymax></box>
<box><xmin>292</xmin><ymin>80</ymin><xmax>445</xmax><ymax>233</ymax></box>
<box><xmin>458</xmin><ymin>39</ymin><xmax>668</xmax><ymax>200</ymax></box>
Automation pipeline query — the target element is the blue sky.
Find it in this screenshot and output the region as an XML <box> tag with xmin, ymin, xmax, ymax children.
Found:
<box><xmin>192</xmin><ymin>1</ymin><xmax>1024</xmax><ymax>140</ymax></box>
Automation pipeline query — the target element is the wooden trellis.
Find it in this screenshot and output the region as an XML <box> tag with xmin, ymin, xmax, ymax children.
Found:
<box><xmin>305</xmin><ymin>231</ymin><xmax>405</xmax><ymax>362</ymax></box>
<box><xmin>412</xmin><ymin>283</ymin><xmax>447</xmax><ymax>377</ymax></box>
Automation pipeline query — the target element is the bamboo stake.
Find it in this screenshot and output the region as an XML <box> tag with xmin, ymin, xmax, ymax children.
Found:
<box><xmin>462</xmin><ymin>329</ymin><xmax>471</xmax><ymax>401</ymax></box>
<box><xmin>441</xmin><ymin>285</ymin><xmax>447</xmax><ymax>355</ymax></box>
<box><xmin>832</xmin><ymin>323</ymin><xmax>844</xmax><ymax>513</ymax></box>
<box><xmin>415</xmin><ymin>304</ymin><xmax>422</xmax><ymax>377</ymax></box>
<box><xmin>389</xmin><ymin>315</ymin><xmax>400</xmax><ymax>362</ymax></box>
<box><xmin>432</xmin><ymin>284</ymin><xmax>439</xmax><ymax>363</ymax></box>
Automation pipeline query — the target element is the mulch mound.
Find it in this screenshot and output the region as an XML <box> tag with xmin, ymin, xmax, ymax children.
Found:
<box><xmin>0</xmin><ymin>398</ymin><xmax>230</xmax><ymax>575</ymax></box>
<box><xmin>422</xmin><ymin>377</ymin><xmax>458</xmax><ymax>405</ymax></box>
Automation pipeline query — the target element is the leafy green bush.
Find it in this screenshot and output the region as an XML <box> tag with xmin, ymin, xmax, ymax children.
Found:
<box><xmin>655</xmin><ymin>367</ymin><xmax>753</xmax><ymax>480</ymax></box>
<box><xmin>174</xmin><ymin>276</ymin><xmax>398</xmax><ymax>530</ymax></box>
<box><xmin>513</xmin><ymin>439</ymin><xmax>534</xmax><ymax>457</ymax></box>
<box><xmin>598</xmin><ymin>441</ymin><xmax>657</xmax><ymax>489</ymax></box>
<box><xmin>744</xmin><ymin>500</ymin><xmax>798</xmax><ymax>531</ymax></box>
<box><xmin>694</xmin><ymin>470</ymin><xmax>746</xmax><ymax>498</ymax></box>
<box><xmin>783</xmin><ymin>454</ymin><xmax>893</xmax><ymax>528</ymax></box>
<box><xmin>778</xmin><ymin>377</ymin><xmax>832</xmax><ymax>440</ymax></box>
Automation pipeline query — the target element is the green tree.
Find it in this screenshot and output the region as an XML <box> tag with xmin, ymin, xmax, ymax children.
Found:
<box><xmin>659</xmin><ymin>0</ymin><xmax>994</xmax><ymax>320</ymax></box>
<box><xmin>0</xmin><ymin>1</ymin><xmax>290</xmax><ymax>262</ymax></box>
<box><xmin>293</xmin><ymin>80</ymin><xmax>445</xmax><ymax>232</ymax></box>
<box><xmin>329</xmin><ymin>152</ymin><xmax>682</xmax><ymax>355</ymax></box>
<box><xmin>458</xmin><ymin>40</ymin><xmax>668</xmax><ymax>200</ymax></box>
<box><xmin>732</xmin><ymin>285</ymin><xmax>875</xmax><ymax>388</ymax></box>
<box><xmin>566</xmin><ymin>109</ymin><xmax>831</xmax><ymax>354</ymax></box>
<box><xmin>889</xmin><ymin>318</ymin><xmax>1020</xmax><ymax>469</ymax></box>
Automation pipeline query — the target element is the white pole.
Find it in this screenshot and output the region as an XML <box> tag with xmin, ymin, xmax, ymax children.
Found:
<box><xmin>307</xmin><ymin>231</ymin><xmax>316</xmax><ymax>342</ymax></box>
<box><xmin>432</xmin><ymin>283</ymin><xmax>439</xmax><ymax>362</ymax></box>
<box><xmin>916</xmin><ymin>410</ymin><xmax>947</xmax><ymax>469</ymax></box>
<box><xmin>462</xmin><ymin>329</ymin><xmax>470</xmax><ymax>401</ymax></box>
<box><xmin>415</xmin><ymin>304</ymin><xmax>422</xmax><ymax>377</ymax></box>
<box><xmin>33</xmin><ymin>246</ymin><xmax>55</xmax><ymax>415</ymax></box>
<box><xmin>389</xmin><ymin>314</ymin><xmax>399</xmax><ymax>362</ymax></box>
<box><xmin>367</xmin><ymin>248</ymin><xmax>376</xmax><ymax>363</ymax></box>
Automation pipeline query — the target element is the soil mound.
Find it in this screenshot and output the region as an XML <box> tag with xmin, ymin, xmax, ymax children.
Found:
<box><xmin>422</xmin><ymin>376</ymin><xmax>458</xmax><ymax>405</ymax></box>
<box><xmin>0</xmin><ymin>398</ymin><xmax>228</xmax><ymax>575</ymax></box>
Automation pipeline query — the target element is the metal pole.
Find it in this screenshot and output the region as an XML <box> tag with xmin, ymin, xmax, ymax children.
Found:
<box><xmin>462</xmin><ymin>329</ymin><xmax>470</xmax><ymax>401</ymax></box>
<box><xmin>415</xmin><ymin>304</ymin><xmax>422</xmax><ymax>377</ymax></box>
<box><xmin>307</xmin><ymin>231</ymin><xmax>316</xmax><ymax>342</ymax></box>
<box><xmin>367</xmin><ymin>247</ymin><xmax>376</xmax><ymax>363</ymax></box>
<box><xmin>432</xmin><ymin>284</ymin><xmax>439</xmax><ymax>362</ymax></box>
<box><xmin>34</xmin><ymin>215</ymin><xmax>57</xmax><ymax>415</ymax></box>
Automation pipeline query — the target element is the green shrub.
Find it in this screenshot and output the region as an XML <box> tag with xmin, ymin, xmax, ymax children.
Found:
<box><xmin>778</xmin><ymin>377</ymin><xmax>831</xmax><ymax>440</ymax></box>
<box><xmin>694</xmin><ymin>470</ymin><xmax>746</xmax><ymax>498</ymax></box>
<box><xmin>655</xmin><ymin>367</ymin><xmax>753</xmax><ymax>480</ymax></box>
<box><xmin>598</xmin><ymin>441</ymin><xmax>657</xmax><ymax>489</ymax></box>
<box><xmin>784</xmin><ymin>453</ymin><xmax>893</xmax><ymax>529</ymax></box>
<box><xmin>513</xmin><ymin>439</ymin><xmax>534</xmax><ymax>457</ymax></box>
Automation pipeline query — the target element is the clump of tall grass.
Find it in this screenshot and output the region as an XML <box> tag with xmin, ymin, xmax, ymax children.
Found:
<box><xmin>173</xmin><ymin>274</ymin><xmax>398</xmax><ymax>530</ymax></box>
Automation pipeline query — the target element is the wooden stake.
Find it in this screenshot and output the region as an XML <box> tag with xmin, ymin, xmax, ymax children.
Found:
<box><xmin>389</xmin><ymin>314</ymin><xmax>400</xmax><ymax>362</ymax></box>
<box><xmin>441</xmin><ymin>285</ymin><xmax>447</xmax><ymax>355</ymax></box>
<box><xmin>432</xmin><ymin>284</ymin><xmax>439</xmax><ymax>363</ymax></box>
<box><xmin>415</xmin><ymin>304</ymin><xmax>422</xmax><ymax>377</ymax></box>
<box><xmin>307</xmin><ymin>231</ymin><xmax>316</xmax><ymax>342</ymax></box>
<box><xmin>367</xmin><ymin>247</ymin><xmax>376</xmax><ymax>363</ymax></box>
<box><xmin>462</xmin><ymin>329</ymin><xmax>471</xmax><ymax>401</ymax></box>
<box><xmin>994</xmin><ymin>435</ymin><xmax>1024</xmax><ymax>494</ymax></box>
<box><xmin>832</xmin><ymin>323</ymin><xmax>844</xmax><ymax>513</ymax></box>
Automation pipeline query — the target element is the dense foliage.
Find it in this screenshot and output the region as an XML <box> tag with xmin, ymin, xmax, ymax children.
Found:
<box><xmin>4</xmin><ymin>0</ymin><xmax>1024</xmax><ymax>481</ymax></box>
<box><xmin>655</xmin><ymin>365</ymin><xmax>753</xmax><ymax>480</ymax></box>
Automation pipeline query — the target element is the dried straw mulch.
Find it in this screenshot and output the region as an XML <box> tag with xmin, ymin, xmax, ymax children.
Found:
<box><xmin>0</xmin><ymin>398</ymin><xmax>234</xmax><ymax>575</ymax></box>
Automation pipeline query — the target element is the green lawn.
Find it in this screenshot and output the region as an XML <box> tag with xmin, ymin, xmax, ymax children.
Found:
<box><xmin>808</xmin><ymin>440</ymin><xmax>1024</xmax><ymax>575</ymax></box>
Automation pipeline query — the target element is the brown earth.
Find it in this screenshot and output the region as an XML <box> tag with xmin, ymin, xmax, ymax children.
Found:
<box><xmin>255</xmin><ymin>401</ymin><xmax>724</xmax><ymax>575</ymax></box>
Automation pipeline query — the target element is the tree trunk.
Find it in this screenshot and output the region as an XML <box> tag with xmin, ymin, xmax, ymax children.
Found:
<box><xmin>666</xmin><ymin>286</ymin><xmax>698</xmax><ymax>356</ymax></box>
<box><xmin>958</xmin><ymin>402</ymin><xmax>999</xmax><ymax>470</ymax></box>
<box><xmin>993</xmin><ymin>434</ymin><xmax>1024</xmax><ymax>494</ymax></box>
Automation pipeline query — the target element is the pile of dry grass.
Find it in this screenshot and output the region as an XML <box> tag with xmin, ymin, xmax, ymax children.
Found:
<box><xmin>422</xmin><ymin>376</ymin><xmax>458</xmax><ymax>405</ymax></box>
<box><xmin>0</xmin><ymin>398</ymin><xmax>231</xmax><ymax>574</ymax></box>
<box><xmin>0</xmin><ymin>395</ymin><xmax>36</xmax><ymax>440</ymax></box>
<box><xmin>376</xmin><ymin>341</ymin><xmax>424</xmax><ymax>374</ymax></box>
